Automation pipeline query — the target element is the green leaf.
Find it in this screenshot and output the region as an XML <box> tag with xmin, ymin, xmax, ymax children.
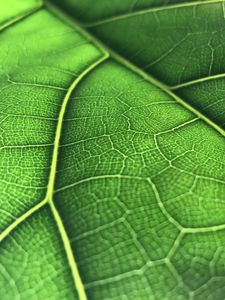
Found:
<box><xmin>1</xmin><ymin>0</ymin><xmax>225</xmax><ymax>299</ymax></box>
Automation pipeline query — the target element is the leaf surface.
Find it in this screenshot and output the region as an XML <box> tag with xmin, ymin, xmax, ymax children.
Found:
<box><xmin>1</xmin><ymin>0</ymin><xmax>225</xmax><ymax>299</ymax></box>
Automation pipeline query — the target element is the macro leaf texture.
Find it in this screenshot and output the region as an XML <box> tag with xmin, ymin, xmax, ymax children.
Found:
<box><xmin>0</xmin><ymin>0</ymin><xmax>225</xmax><ymax>299</ymax></box>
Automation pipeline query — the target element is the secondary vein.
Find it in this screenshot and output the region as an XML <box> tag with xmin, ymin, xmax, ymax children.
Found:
<box><xmin>84</xmin><ymin>0</ymin><xmax>223</xmax><ymax>27</ymax></box>
<box><xmin>0</xmin><ymin>198</ymin><xmax>48</xmax><ymax>242</ymax></box>
<box><xmin>170</xmin><ymin>73</ymin><xmax>225</xmax><ymax>90</ymax></box>
<box><xmin>0</xmin><ymin>4</ymin><xmax>43</xmax><ymax>32</ymax></box>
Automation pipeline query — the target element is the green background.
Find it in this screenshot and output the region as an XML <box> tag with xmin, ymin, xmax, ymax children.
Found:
<box><xmin>0</xmin><ymin>0</ymin><xmax>225</xmax><ymax>299</ymax></box>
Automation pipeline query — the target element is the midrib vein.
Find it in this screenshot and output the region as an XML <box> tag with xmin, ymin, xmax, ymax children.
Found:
<box><xmin>0</xmin><ymin>54</ymin><xmax>108</xmax><ymax>299</ymax></box>
<box><xmin>47</xmin><ymin>1</ymin><xmax>225</xmax><ymax>140</ymax></box>
<box><xmin>0</xmin><ymin>4</ymin><xmax>43</xmax><ymax>32</ymax></box>
<box><xmin>84</xmin><ymin>0</ymin><xmax>223</xmax><ymax>27</ymax></box>
<box><xmin>45</xmin><ymin>55</ymin><xmax>108</xmax><ymax>203</ymax></box>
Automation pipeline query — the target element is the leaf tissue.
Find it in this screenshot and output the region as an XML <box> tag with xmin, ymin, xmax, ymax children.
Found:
<box><xmin>0</xmin><ymin>0</ymin><xmax>225</xmax><ymax>299</ymax></box>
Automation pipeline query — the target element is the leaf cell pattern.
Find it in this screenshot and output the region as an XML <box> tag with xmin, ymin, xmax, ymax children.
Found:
<box><xmin>1</xmin><ymin>1</ymin><xmax>225</xmax><ymax>299</ymax></box>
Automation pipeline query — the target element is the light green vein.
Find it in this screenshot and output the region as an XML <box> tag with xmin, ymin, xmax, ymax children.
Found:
<box><xmin>184</xmin><ymin>223</ymin><xmax>225</xmax><ymax>233</ymax></box>
<box><xmin>55</xmin><ymin>174</ymin><xmax>146</xmax><ymax>193</ymax></box>
<box><xmin>0</xmin><ymin>198</ymin><xmax>48</xmax><ymax>242</ymax></box>
<box><xmin>46</xmin><ymin>54</ymin><xmax>108</xmax><ymax>300</ymax></box>
<box><xmin>84</xmin><ymin>0</ymin><xmax>223</xmax><ymax>27</ymax></box>
<box><xmin>49</xmin><ymin>200</ymin><xmax>87</xmax><ymax>300</ymax></box>
<box><xmin>147</xmin><ymin>178</ymin><xmax>183</xmax><ymax>231</ymax></box>
<box><xmin>171</xmin><ymin>73</ymin><xmax>225</xmax><ymax>90</ymax></box>
<box><xmin>85</xmin><ymin>259</ymin><xmax>165</xmax><ymax>289</ymax></box>
<box><xmin>45</xmin><ymin>54</ymin><xmax>109</xmax><ymax>201</ymax></box>
<box><xmin>0</xmin><ymin>4</ymin><xmax>43</xmax><ymax>32</ymax></box>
